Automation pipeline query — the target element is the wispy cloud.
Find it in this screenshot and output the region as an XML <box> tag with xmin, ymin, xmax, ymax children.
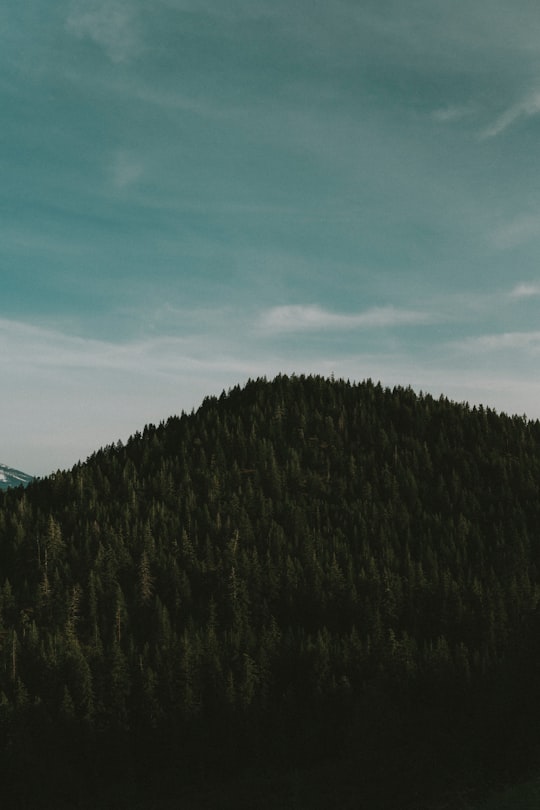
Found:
<box><xmin>259</xmin><ymin>305</ymin><xmax>433</xmax><ymax>333</ymax></box>
<box><xmin>454</xmin><ymin>331</ymin><xmax>540</xmax><ymax>353</ymax></box>
<box><xmin>493</xmin><ymin>214</ymin><xmax>540</xmax><ymax>249</ymax></box>
<box><xmin>66</xmin><ymin>1</ymin><xmax>140</xmax><ymax>63</ymax></box>
<box><xmin>432</xmin><ymin>105</ymin><xmax>473</xmax><ymax>123</ymax></box>
<box><xmin>480</xmin><ymin>90</ymin><xmax>540</xmax><ymax>139</ymax></box>
<box><xmin>510</xmin><ymin>282</ymin><xmax>540</xmax><ymax>298</ymax></box>
<box><xmin>0</xmin><ymin>317</ymin><xmax>250</xmax><ymax>376</ymax></box>
<box><xmin>111</xmin><ymin>150</ymin><xmax>144</xmax><ymax>189</ymax></box>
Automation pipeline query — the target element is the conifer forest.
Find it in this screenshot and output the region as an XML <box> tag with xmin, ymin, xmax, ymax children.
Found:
<box><xmin>1</xmin><ymin>375</ymin><xmax>540</xmax><ymax>808</ymax></box>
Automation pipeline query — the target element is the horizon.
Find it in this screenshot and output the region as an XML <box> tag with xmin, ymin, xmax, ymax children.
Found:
<box><xmin>4</xmin><ymin>1</ymin><xmax>540</xmax><ymax>477</ymax></box>
<box><xmin>4</xmin><ymin>373</ymin><xmax>537</xmax><ymax>480</ymax></box>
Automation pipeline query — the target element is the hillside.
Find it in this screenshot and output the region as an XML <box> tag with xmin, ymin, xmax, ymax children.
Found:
<box><xmin>1</xmin><ymin>374</ymin><xmax>540</xmax><ymax>808</ymax></box>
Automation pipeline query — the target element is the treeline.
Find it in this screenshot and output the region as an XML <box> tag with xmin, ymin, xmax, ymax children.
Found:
<box><xmin>1</xmin><ymin>374</ymin><xmax>540</xmax><ymax>807</ymax></box>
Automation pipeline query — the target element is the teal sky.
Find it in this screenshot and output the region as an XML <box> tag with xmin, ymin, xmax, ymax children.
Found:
<box><xmin>4</xmin><ymin>0</ymin><xmax>540</xmax><ymax>475</ymax></box>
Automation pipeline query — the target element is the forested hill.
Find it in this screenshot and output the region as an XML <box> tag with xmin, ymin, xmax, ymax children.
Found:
<box><xmin>2</xmin><ymin>374</ymin><xmax>540</xmax><ymax>809</ymax></box>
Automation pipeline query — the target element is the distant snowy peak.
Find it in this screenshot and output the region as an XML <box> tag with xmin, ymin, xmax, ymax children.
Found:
<box><xmin>0</xmin><ymin>463</ymin><xmax>34</xmax><ymax>491</ymax></box>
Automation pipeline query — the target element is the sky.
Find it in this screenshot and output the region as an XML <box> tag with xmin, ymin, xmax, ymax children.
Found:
<box><xmin>4</xmin><ymin>0</ymin><xmax>540</xmax><ymax>476</ymax></box>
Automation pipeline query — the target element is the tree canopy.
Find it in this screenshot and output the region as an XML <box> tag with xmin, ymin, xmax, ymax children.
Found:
<box><xmin>1</xmin><ymin>374</ymin><xmax>540</xmax><ymax>808</ymax></box>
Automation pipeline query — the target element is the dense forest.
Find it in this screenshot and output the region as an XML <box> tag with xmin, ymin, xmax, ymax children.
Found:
<box><xmin>1</xmin><ymin>374</ymin><xmax>540</xmax><ymax>808</ymax></box>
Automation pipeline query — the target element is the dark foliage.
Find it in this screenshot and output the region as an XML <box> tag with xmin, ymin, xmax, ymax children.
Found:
<box><xmin>1</xmin><ymin>374</ymin><xmax>540</xmax><ymax>807</ymax></box>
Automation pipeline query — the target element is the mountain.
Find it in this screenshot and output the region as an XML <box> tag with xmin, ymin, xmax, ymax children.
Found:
<box><xmin>1</xmin><ymin>374</ymin><xmax>540</xmax><ymax>809</ymax></box>
<box><xmin>0</xmin><ymin>462</ymin><xmax>33</xmax><ymax>490</ymax></box>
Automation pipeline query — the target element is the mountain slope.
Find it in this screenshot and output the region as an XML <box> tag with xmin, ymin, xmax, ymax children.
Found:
<box><xmin>0</xmin><ymin>462</ymin><xmax>33</xmax><ymax>490</ymax></box>
<box><xmin>1</xmin><ymin>374</ymin><xmax>540</xmax><ymax>808</ymax></box>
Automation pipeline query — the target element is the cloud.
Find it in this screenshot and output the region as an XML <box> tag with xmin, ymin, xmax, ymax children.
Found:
<box><xmin>0</xmin><ymin>317</ymin><xmax>252</xmax><ymax>376</ymax></box>
<box><xmin>453</xmin><ymin>331</ymin><xmax>540</xmax><ymax>353</ymax></box>
<box><xmin>111</xmin><ymin>151</ymin><xmax>144</xmax><ymax>189</ymax></box>
<box><xmin>493</xmin><ymin>213</ymin><xmax>540</xmax><ymax>250</ymax></box>
<box><xmin>510</xmin><ymin>282</ymin><xmax>540</xmax><ymax>298</ymax></box>
<box><xmin>480</xmin><ymin>90</ymin><xmax>540</xmax><ymax>139</ymax></box>
<box><xmin>158</xmin><ymin>0</ymin><xmax>278</xmax><ymax>21</ymax></box>
<box><xmin>432</xmin><ymin>105</ymin><xmax>473</xmax><ymax>123</ymax></box>
<box><xmin>259</xmin><ymin>305</ymin><xmax>433</xmax><ymax>333</ymax></box>
<box><xmin>66</xmin><ymin>1</ymin><xmax>140</xmax><ymax>63</ymax></box>
<box><xmin>493</xmin><ymin>214</ymin><xmax>540</xmax><ymax>249</ymax></box>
